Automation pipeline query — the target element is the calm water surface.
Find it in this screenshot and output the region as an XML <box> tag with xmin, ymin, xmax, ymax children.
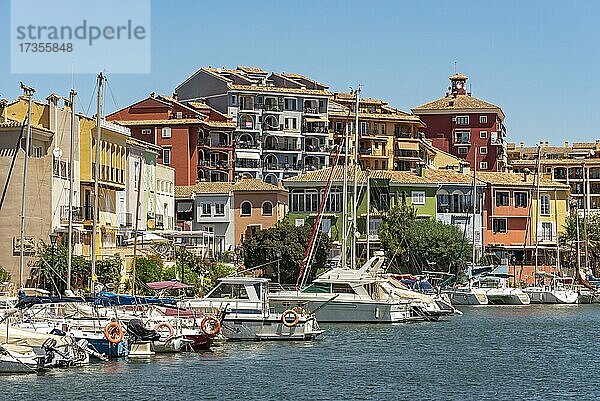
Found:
<box><xmin>1</xmin><ymin>305</ymin><xmax>599</xmax><ymax>400</ymax></box>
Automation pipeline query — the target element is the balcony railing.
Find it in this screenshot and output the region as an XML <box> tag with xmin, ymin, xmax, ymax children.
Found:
<box><xmin>305</xmin><ymin>144</ymin><xmax>327</xmax><ymax>153</ymax></box>
<box><xmin>395</xmin><ymin>150</ymin><xmax>419</xmax><ymax>158</ymax></box>
<box><xmin>198</xmin><ymin>139</ymin><xmax>233</xmax><ymax>148</ymax></box>
<box><xmin>260</xmin><ymin>104</ymin><xmax>283</xmax><ymax>112</ymax></box>
<box><xmin>263</xmin><ymin>144</ymin><xmax>302</xmax><ymax>151</ymax></box>
<box><xmin>264</xmin><ymin>162</ymin><xmax>303</xmax><ymax>171</ymax></box>
<box><xmin>198</xmin><ymin>160</ymin><xmax>232</xmax><ymax>169</ymax></box>
<box><xmin>262</xmin><ymin>123</ymin><xmax>283</xmax><ymax>131</ymax></box>
<box><xmin>60</xmin><ymin>206</ymin><xmax>83</xmax><ymax>223</ymax></box>
<box><xmin>302</xmin><ymin>124</ymin><xmax>328</xmax><ymax>134</ymax></box>
<box><xmin>359</xmin><ymin>148</ymin><xmax>391</xmax><ymax>157</ymax></box>
<box><xmin>236</xmin><ymin>141</ymin><xmax>260</xmax><ymax>149</ymax></box>
<box><xmin>235</xmin><ymin>160</ymin><xmax>260</xmax><ymax>169</ymax></box>
<box><xmin>304</xmin><ymin>106</ymin><xmax>318</xmax><ymax>114</ymax></box>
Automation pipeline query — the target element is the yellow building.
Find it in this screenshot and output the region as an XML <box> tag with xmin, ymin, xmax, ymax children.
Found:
<box><xmin>78</xmin><ymin>115</ymin><xmax>130</xmax><ymax>255</ymax></box>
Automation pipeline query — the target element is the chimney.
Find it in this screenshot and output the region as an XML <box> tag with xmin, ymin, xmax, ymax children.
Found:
<box><xmin>46</xmin><ymin>93</ymin><xmax>60</xmax><ymax>133</ymax></box>
<box><xmin>172</xmin><ymin>92</ymin><xmax>179</xmax><ymax>102</ymax></box>
<box><xmin>520</xmin><ymin>142</ymin><xmax>524</xmax><ymax>148</ymax></box>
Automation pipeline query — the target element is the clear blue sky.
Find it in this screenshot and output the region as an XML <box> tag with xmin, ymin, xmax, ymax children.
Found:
<box><xmin>0</xmin><ymin>0</ymin><xmax>598</xmax><ymax>145</ymax></box>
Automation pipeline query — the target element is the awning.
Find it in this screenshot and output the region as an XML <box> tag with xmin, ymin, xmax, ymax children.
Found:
<box><xmin>177</xmin><ymin>202</ymin><xmax>193</xmax><ymax>212</ymax></box>
<box><xmin>236</xmin><ymin>150</ymin><xmax>260</xmax><ymax>160</ymax></box>
<box><xmin>125</xmin><ymin>232</ymin><xmax>170</xmax><ymax>245</ymax></box>
<box><xmin>397</xmin><ymin>141</ymin><xmax>420</xmax><ymax>151</ymax></box>
<box><xmin>303</xmin><ymin>116</ymin><xmax>327</xmax><ymax>123</ymax></box>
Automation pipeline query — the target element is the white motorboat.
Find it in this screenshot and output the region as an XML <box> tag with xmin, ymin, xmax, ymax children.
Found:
<box><xmin>445</xmin><ymin>286</ymin><xmax>489</xmax><ymax>305</ymax></box>
<box><xmin>180</xmin><ymin>277</ymin><xmax>323</xmax><ymax>341</ymax></box>
<box><xmin>0</xmin><ymin>344</ymin><xmax>46</xmax><ymax>374</ymax></box>
<box><xmin>270</xmin><ymin>252</ymin><xmax>458</xmax><ymax>323</ymax></box>
<box><xmin>523</xmin><ymin>273</ymin><xmax>578</xmax><ymax>304</ymax></box>
<box><xmin>486</xmin><ymin>286</ymin><xmax>530</xmax><ymax>305</ymax></box>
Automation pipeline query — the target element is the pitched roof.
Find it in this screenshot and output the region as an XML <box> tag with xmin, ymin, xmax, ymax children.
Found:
<box><xmin>413</xmin><ymin>94</ymin><xmax>502</xmax><ymax>113</ymax></box>
<box><xmin>111</xmin><ymin>118</ymin><xmax>235</xmax><ymax>128</ymax></box>
<box><xmin>175</xmin><ymin>178</ymin><xmax>284</xmax><ymax>197</ymax></box>
<box><xmin>476</xmin><ymin>171</ymin><xmax>569</xmax><ymax>188</ymax></box>
<box><xmin>228</xmin><ymin>84</ymin><xmax>330</xmax><ymax>96</ymax></box>
<box><xmin>450</xmin><ymin>73</ymin><xmax>469</xmax><ymax>80</ymax></box>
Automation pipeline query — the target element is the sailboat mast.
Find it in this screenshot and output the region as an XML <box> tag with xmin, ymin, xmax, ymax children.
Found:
<box><xmin>351</xmin><ymin>86</ymin><xmax>360</xmax><ymax>270</ymax></box>
<box><xmin>341</xmin><ymin>120</ymin><xmax>349</xmax><ymax>269</ymax></box>
<box><xmin>130</xmin><ymin>157</ymin><xmax>144</xmax><ymax>295</ymax></box>
<box><xmin>575</xmin><ymin>201</ymin><xmax>581</xmax><ymax>281</ymax></box>
<box><xmin>67</xmin><ymin>89</ymin><xmax>76</xmax><ymax>292</ymax></box>
<box><xmin>366</xmin><ymin>169</ymin><xmax>370</xmax><ymax>260</ymax></box>
<box><xmin>534</xmin><ymin>144</ymin><xmax>541</xmax><ymax>272</ymax></box>
<box><xmin>472</xmin><ymin>148</ymin><xmax>477</xmax><ymax>267</ymax></box>
<box><xmin>18</xmin><ymin>83</ymin><xmax>35</xmax><ymax>289</ymax></box>
<box><xmin>91</xmin><ymin>72</ymin><xmax>104</xmax><ymax>293</ymax></box>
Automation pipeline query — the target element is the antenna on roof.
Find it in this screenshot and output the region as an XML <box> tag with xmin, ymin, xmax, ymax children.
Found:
<box><xmin>454</xmin><ymin>61</ymin><xmax>457</xmax><ymax>74</ymax></box>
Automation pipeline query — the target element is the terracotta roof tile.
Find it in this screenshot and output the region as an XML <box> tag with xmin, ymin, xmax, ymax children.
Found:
<box><xmin>175</xmin><ymin>178</ymin><xmax>284</xmax><ymax>198</ymax></box>
<box><xmin>228</xmin><ymin>84</ymin><xmax>330</xmax><ymax>96</ymax></box>
<box><xmin>413</xmin><ymin>94</ymin><xmax>501</xmax><ymax>113</ymax></box>
<box><xmin>476</xmin><ymin>171</ymin><xmax>569</xmax><ymax>188</ymax></box>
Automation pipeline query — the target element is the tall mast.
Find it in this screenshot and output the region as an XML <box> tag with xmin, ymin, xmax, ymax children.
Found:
<box><xmin>472</xmin><ymin>148</ymin><xmax>477</xmax><ymax>267</ymax></box>
<box><xmin>534</xmin><ymin>144</ymin><xmax>541</xmax><ymax>272</ymax></box>
<box><xmin>91</xmin><ymin>72</ymin><xmax>104</xmax><ymax>293</ymax></box>
<box><xmin>66</xmin><ymin>89</ymin><xmax>76</xmax><ymax>292</ymax></box>
<box><xmin>341</xmin><ymin>119</ymin><xmax>349</xmax><ymax>269</ymax></box>
<box><xmin>130</xmin><ymin>157</ymin><xmax>144</xmax><ymax>295</ymax></box>
<box><xmin>366</xmin><ymin>169</ymin><xmax>371</xmax><ymax>260</ymax></box>
<box><xmin>18</xmin><ymin>83</ymin><xmax>35</xmax><ymax>289</ymax></box>
<box><xmin>351</xmin><ymin>86</ymin><xmax>360</xmax><ymax>270</ymax></box>
<box><xmin>582</xmin><ymin>160</ymin><xmax>589</xmax><ymax>275</ymax></box>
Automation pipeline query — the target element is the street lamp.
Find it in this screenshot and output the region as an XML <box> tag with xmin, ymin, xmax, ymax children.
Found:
<box><xmin>49</xmin><ymin>232</ymin><xmax>58</xmax><ymax>292</ymax></box>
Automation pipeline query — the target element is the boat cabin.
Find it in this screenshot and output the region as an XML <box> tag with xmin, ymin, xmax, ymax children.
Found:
<box><xmin>199</xmin><ymin>277</ymin><xmax>271</xmax><ymax>317</ymax></box>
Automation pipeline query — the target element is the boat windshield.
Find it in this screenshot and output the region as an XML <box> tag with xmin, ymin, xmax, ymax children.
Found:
<box><xmin>302</xmin><ymin>283</ymin><xmax>331</xmax><ymax>293</ymax></box>
<box><xmin>208</xmin><ymin>283</ymin><xmax>249</xmax><ymax>299</ymax></box>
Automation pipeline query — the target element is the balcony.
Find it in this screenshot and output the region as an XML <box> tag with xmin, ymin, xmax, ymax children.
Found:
<box><xmin>263</xmin><ymin>143</ymin><xmax>302</xmax><ymax>152</ymax></box>
<box><xmin>394</xmin><ymin>150</ymin><xmax>420</xmax><ymax>160</ymax></box>
<box><xmin>305</xmin><ymin>144</ymin><xmax>328</xmax><ymax>153</ymax></box>
<box><xmin>60</xmin><ymin>206</ymin><xmax>83</xmax><ymax>224</ymax></box>
<box><xmin>119</xmin><ymin>212</ymin><xmax>133</xmax><ymax>228</ymax></box>
<box><xmin>264</xmin><ymin>162</ymin><xmax>303</xmax><ymax>171</ymax></box>
<box><xmin>359</xmin><ymin>148</ymin><xmax>391</xmax><ymax>157</ymax></box>
<box><xmin>302</xmin><ymin>123</ymin><xmax>328</xmax><ymax>135</ymax></box>
<box><xmin>198</xmin><ymin>138</ymin><xmax>233</xmax><ymax>149</ymax></box>
<box><xmin>236</xmin><ymin>141</ymin><xmax>260</xmax><ymax>149</ymax></box>
<box><xmin>198</xmin><ymin>159</ymin><xmax>232</xmax><ymax>169</ymax></box>
<box><xmin>235</xmin><ymin>159</ymin><xmax>260</xmax><ymax>169</ymax></box>
<box><xmin>259</xmin><ymin>103</ymin><xmax>283</xmax><ymax>112</ymax></box>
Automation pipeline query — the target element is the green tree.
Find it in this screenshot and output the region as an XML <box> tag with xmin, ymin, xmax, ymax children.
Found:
<box><xmin>559</xmin><ymin>214</ymin><xmax>600</xmax><ymax>274</ymax></box>
<box><xmin>197</xmin><ymin>263</ymin><xmax>237</xmax><ymax>295</ymax></box>
<box><xmin>0</xmin><ymin>265</ymin><xmax>11</xmax><ymax>283</ymax></box>
<box><xmin>241</xmin><ymin>220</ymin><xmax>332</xmax><ymax>284</ymax></box>
<box><xmin>378</xmin><ymin>204</ymin><xmax>472</xmax><ymax>273</ymax></box>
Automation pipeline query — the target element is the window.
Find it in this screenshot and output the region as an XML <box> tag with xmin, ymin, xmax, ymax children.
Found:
<box><xmin>215</xmin><ymin>203</ymin><xmax>225</xmax><ymax>216</ymax></box>
<box><xmin>492</xmin><ymin>218</ymin><xmax>507</xmax><ymax>233</ymax></box>
<box><xmin>162</xmin><ymin>148</ymin><xmax>171</xmax><ymax>165</ymax></box>
<box><xmin>305</xmin><ymin>190</ymin><xmax>319</xmax><ymax>212</ymax></box>
<box><xmin>285</xmin><ymin>118</ymin><xmax>297</xmax><ymax>130</ymax></box>
<box><xmin>458</xmin><ymin>147</ymin><xmax>468</xmax><ymax>155</ymax></box>
<box><xmin>360</xmin><ymin>121</ymin><xmax>369</xmax><ymax>135</ymax></box>
<box><xmin>514</xmin><ymin>192</ymin><xmax>528</xmax><ymax>207</ymax></box>
<box><xmin>480</xmin><ymin>131</ymin><xmax>488</xmax><ymax>139</ymax></box>
<box><xmin>480</xmin><ymin>146</ymin><xmax>488</xmax><ymax>155</ymax></box>
<box><xmin>32</xmin><ymin>146</ymin><xmax>42</xmax><ymax>158</ymax></box>
<box><xmin>291</xmin><ymin>191</ymin><xmax>305</xmax><ymax>212</ymax></box>
<box><xmin>455</xmin><ymin>130</ymin><xmax>470</xmax><ymax>144</ymax></box>
<box><xmin>411</xmin><ymin>191</ymin><xmax>425</xmax><ymax>205</ymax></box>
<box><xmin>262</xmin><ymin>201</ymin><xmax>273</xmax><ymax>216</ymax></box>
<box><xmin>176</xmin><ymin>112</ymin><xmax>183</xmax><ymax>119</ymax></box>
<box><xmin>201</xmin><ymin>203</ymin><xmax>211</xmax><ymax>216</ymax></box>
<box><xmin>231</xmin><ymin>95</ymin><xmax>237</xmax><ymax>105</ymax></box>
<box><xmin>284</xmin><ymin>98</ymin><xmax>297</xmax><ymax>111</ymax></box>
<box><xmin>540</xmin><ymin>194</ymin><xmax>550</xmax><ymax>215</ymax></box>
<box><xmin>162</xmin><ymin>127</ymin><xmax>171</xmax><ymax>138</ymax></box>
<box><xmin>320</xmin><ymin>218</ymin><xmax>331</xmax><ymax>235</ymax></box>
<box><xmin>456</xmin><ymin>115</ymin><xmax>469</xmax><ymax>125</ymax></box>
<box><xmin>479</xmin><ymin>161</ymin><xmax>488</xmax><ymax>170</ymax></box>
<box><xmin>141</xmin><ymin>128</ymin><xmax>152</xmax><ymax>135</ymax></box>
<box><xmin>381</xmin><ymin>124</ymin><xmax>386</xmax><ymax>134</ymax></box>
<box><xmin>495</xmin><ymin>191</ymin><xmax>510</xmax><ymax>206</ymax></box>
<box><xmin>241</xmin><ymin>201</ymin><xmax>252</xmax><ymax>216</ymax></box>
<box><xmin>480</xmin><ymin>115</ymin><xmax>488</xmax><ymax>124</ymax></box>
<box><xmin>540</xmin><ymin>222</ymin><xmax>553</xmax><ymax>241</ymax></box>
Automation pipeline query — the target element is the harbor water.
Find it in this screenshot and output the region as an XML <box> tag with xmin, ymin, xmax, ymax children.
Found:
<box><xmin>1</xmin><ymin>305</ymin><xmax>599</xmax><ymax>400</ymax></box>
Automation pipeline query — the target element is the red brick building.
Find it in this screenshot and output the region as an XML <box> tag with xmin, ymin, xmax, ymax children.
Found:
<box><xmin>107</xmin><ymin>94</ymin><xmax>235</xmax><ymax>186</ymax></box>
<box><xmin>412</xmin><ymin>74</ymin><xmax>508</xmax><ymax>171</ymax></box>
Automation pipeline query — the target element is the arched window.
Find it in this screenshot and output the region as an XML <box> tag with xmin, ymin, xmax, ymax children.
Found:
<box><xmin>262</xmin><ymin>201</ymin><xmax>273</xmax><ymax>216</ymax></box>
<box><xmin>241</xmin><ymin>201</ymin><xmax>252</xmax><ymax>216</ymax></box>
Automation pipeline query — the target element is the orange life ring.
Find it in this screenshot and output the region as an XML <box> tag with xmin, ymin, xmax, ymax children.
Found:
<box><xmin>103</xmin><ymin>321</ymin><xmax>124</xmax><ymax>344</ymax></box>
<box><xmin>281</xmin><ymin>309</ymin><xmax>300</xmax><ymax>328</ymax></box>
<box><xmin>154</xmin><ymin>322</ymin><xmax>175</xmax><ymax>341</ymax></box>
<box><xmin>200</xmin><ymin>315</ymin><xmax>221</xmax><ymax>336</ymax></box>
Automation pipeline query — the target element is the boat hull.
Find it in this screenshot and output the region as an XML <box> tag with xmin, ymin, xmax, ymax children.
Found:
<box><xmin>220</xmin><ymin>317</ymin><xmax>323</xmax><ymax>341</ymax></box>
<box><xmin>523</xmin><ymin>288</ymin><xmax>578</xmax><ymax>304</ymax></box>
<box><xmin>486</xmin><ymin>289</ymin><xmax>531</xmax><ymax>305</ymax></box>
<box><xmin>444</xmin><ymin>289</ymin><xmax>489</xmax><ymax>305</ymax></box>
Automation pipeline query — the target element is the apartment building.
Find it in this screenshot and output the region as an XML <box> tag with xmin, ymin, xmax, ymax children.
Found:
<box><xmin>508</xmin><ymin>141</ymin><xmax>600</xmax><ymax>212</ymax></box>
<box><xmin>107</xmin><ymin>93</ymin><xmax>235</xmax><ymax>185</ymax></box>
<box><xmin>174</xmin><ymin>66</ymin><xmax>331</xmax><ymax>183</ymax></box>
<box><xmin>412</xmin><ymin>73</ymin><xmax>508</xmax><ymax>171</ymax></box>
